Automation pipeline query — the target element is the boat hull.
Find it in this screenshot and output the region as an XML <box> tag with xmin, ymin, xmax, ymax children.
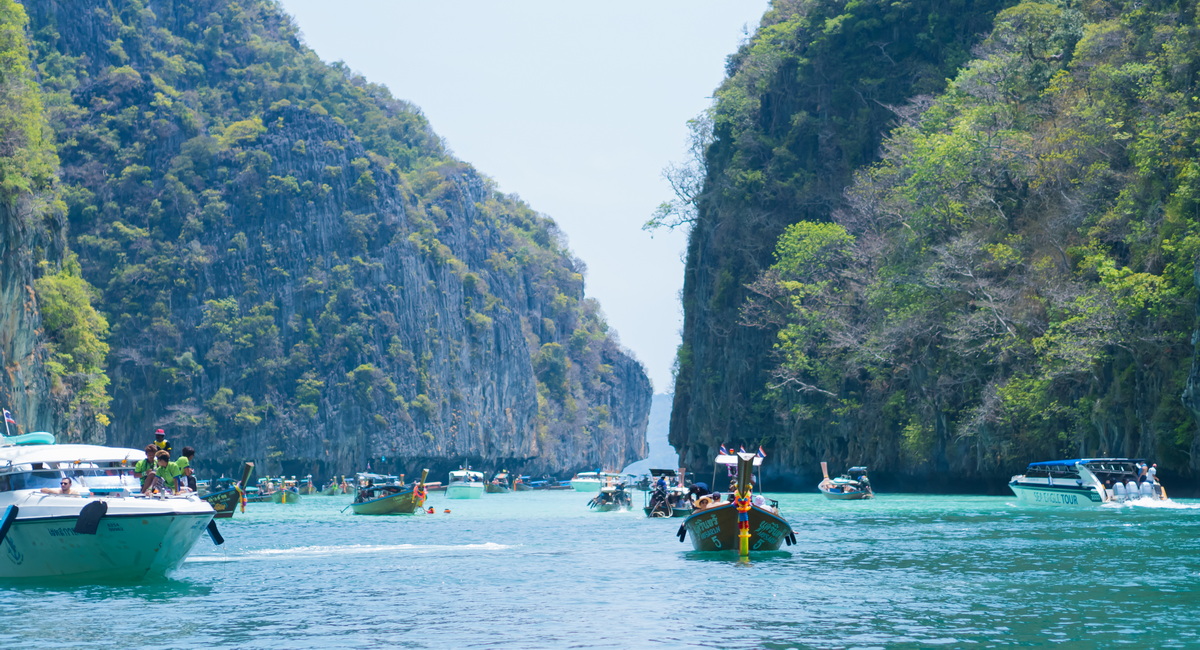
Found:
<box><xmin>820</xmin><ymin>489</ymin><xmax>873</xmax><ymax>500</ymax></box>
<box><xmin>681</xmin><ymin>502</ymin><xmax>793</xmax><ymax>552</ymax></box>
<box><xmin>644</xmin><ymin>506</ymin><xmax>693</xmax><ymax>517</ymax></box>
<box><xmin>272</xmin><ymin>490</ymin><xmax>301</xmax><ymax>504</ymax></box>
<box><xmin>201</xmin><ymin>487</ymin><xmax>241</xmax><ymax>518</ymax></box>
<box><xmin>591</xmin><ymin>503</ymin><xmax>630</xmax><ymax>512</ymax></box>
<box><xmin>484</xmin><ymin>484</ymin><xmax>510</xmax><ymax>494</ymax></box>
<box><xmin>446</xmin><ymin>484</ymin><xmax>484</xmax><ymax>499</ymax></box>
<box><xmin>1008</xmin><ymin>482</ymin><xmax>1103</xmax><ymax>506</ymax></box>
<box><xmin>0</xmin><ymin>511</ymin><xmax>213</xmax><ymax>580</ymax></box>
<box><xmin>350</xmin><ymin>489</ymin><xmax>426</xmax><ymax>515</ymax></box>
<box><xmin>571</xmin><ymin>479</ymin><xmax>602</xmax><ymax>492</ymax></box>
<box><xmin>320</xmin><ymin>486</ymin><xmax>339</xmax><ymax>496</ymax></box>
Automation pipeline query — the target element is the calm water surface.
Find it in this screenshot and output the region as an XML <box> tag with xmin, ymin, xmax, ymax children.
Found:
<box><xmin>1</xmin><ymin>491</ymin><xmax>1197</xmax><ymax>648</ymax></box>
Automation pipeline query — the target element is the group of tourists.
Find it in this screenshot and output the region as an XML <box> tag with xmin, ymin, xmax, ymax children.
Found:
<box><xmin>133</xmin><ymin>429</ymin><xmax>197</xmax><ymax>495</ymax></box>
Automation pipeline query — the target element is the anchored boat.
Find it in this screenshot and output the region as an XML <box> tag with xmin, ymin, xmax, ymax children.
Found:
<box><xmin>201</xmin><ymin>462</ymin><xmax>254</xmax><ymax>518</ymax></box>
<box><xmin>1009</xmin><ymin>459</ymin><xmax>1167</xmax><ymax>506</ymax></box>
<box><xmin>446</xmin><ymin>469</ymin><xmax>485</xmax><ymax>499</ymax></box>
<box><xmin>0</xmin><ymin>431</ymin><xmax>221</xmax><ymax>580</ymax></box>
<box><xmin>348</xmin><ymin>470</ymin><xmax>428</xmax><ymax>515</ymax></box>
<box><xmin>679</xmin><ymin>451</ymin><xmax>795</xmax><ymax>555</ymax></box>
<box><xmin>818</xmin><ymin>463</ymin><xmax>874</xmax><ymax>500</ymax></box>
<box><xmin>485</xmin><ymin>471</ymin><xmax>512</xmax><ymax>494</ymax></box>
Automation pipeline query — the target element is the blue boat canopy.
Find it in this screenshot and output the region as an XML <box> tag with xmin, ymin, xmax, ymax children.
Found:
<box><xmin>1026</xmin><ymin>458</ymin><xmax>1141</xmax><ymax>467</ymax></box>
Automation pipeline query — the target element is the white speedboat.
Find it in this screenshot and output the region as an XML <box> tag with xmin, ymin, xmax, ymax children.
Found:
<box><xmin>1008</xmin><ymin>458</ymin><xmax>1166</xmax><ymax>506</ymax></box>
<box><xmin>445</xmin><ymin>469</ymin><xmax>485</xmax><ymax>499</ymax></box>
<box><xmin>0</xmin><ymin>432</ymin><xmax>219</xmax><ymax>580</ymax></box>
<box><xmin>569</xmin><ymin>471</ymin><xmax>621</xmax><ymax>492</ymax></box>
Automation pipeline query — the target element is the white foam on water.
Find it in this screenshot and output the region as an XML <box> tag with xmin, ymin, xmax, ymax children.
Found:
<box><xmin>186</xmin><ymin>541</ymin><xmax>511</xmax><ymax>563</ymax></box>
<box><xmin>1100</xmin><ymin>497</ymin><xmax>1200</xmax><ymax>510</ymax></box>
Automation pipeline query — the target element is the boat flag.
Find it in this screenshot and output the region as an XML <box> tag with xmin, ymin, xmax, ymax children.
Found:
<box><xmin>739</xmin><ymin>445</ymin><xmax>746</xmax><ymax>453</ymax></box>
<box><xmin>757</xmin><ymin>446</ymin><xmax>766</xmax><ymax>458</ymax></box>
<box><xmin>3</xmin><ymin>409</ymin><xmax>14</xmax><ymax>425</ymax></box>
<box><xmin>719</xmin><ymin>444</ymin><xmax>729</xmax><ymax>455</ymax></box>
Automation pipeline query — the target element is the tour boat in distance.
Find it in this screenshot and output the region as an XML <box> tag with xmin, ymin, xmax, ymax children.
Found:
<box><xmin>446</xmin><ymin>468</ymin><xmax>485</xmax><ymax>499</ymax></box>
<box><xmin>569</xmin><ymin>470</ymin><xmax>621</xmax><ymax>492</ymax></box>
<box><xmin>0</xmin><ymin>431</ymin><xmax>220</xmax><ymax>580</ymax></box>
<box><xmin>1008</xmin><ymin>458</ymin><xmax>1167</xmax><ymax>506</ymax></box>
<box><xmin>818</xmin><ymin>462</ymin><xmax>874</xmax><ymax>500</ymax></box>
<box><xmin>678</xmin><ymin>451</ymin><xmax>796</xmax><ymax>556</ymax></box>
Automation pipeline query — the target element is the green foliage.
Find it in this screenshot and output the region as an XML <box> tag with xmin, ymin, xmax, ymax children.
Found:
<box><xmin>741</xmin><ymin>0</ymin><xmax>1200</xmax><ymax>476</ymax></box>
<box><xmin>34</xmin><ymin>262</ymin><xmax>110</xmax><ymax>378</ymax></box>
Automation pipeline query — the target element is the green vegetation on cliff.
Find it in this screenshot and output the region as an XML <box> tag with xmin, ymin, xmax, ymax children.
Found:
<box><xmin>669</xmin><ymin>0</ymin><xmax>1014</xmax><ymax>482</ymax></box>
<box><xmin>15</xmin><ymin>0</ymin><xmax>649</xmax><ymax>475</ymax></box>
<box><xmin>0</xmin><ymin>0</ymin><xmax>109</xmax><ymax>435</ymax></box>
<box><xmin>678</xmin><ymin>0</ymin><xmax>1200</xmax><ymax>486</ymax></box>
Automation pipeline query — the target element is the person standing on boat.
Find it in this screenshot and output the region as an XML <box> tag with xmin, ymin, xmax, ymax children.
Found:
<box><xmin>152</xmin><ymin>428</ymin><xmax>172</xmax><ymax>454</ymax></box>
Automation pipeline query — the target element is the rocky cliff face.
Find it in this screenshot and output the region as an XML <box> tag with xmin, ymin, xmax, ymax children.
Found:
<box><xmin>20</xmin><ymin>0</ymin><xmax>649</xmax><ymax>477</ymax></box>
<box><xmin>0</xmin><ymin>0</ymin><xmax>106</xmax><ymax>443</ymax></box>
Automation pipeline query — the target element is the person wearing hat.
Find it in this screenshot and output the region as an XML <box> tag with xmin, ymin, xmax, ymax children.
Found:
<box><xmin>153</xmin><ymin>429</ymin><xmax>173</xmax><ymax>454</ymax></box>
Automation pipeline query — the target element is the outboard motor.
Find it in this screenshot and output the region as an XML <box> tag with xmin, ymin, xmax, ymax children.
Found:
<box><xmin>1113</xmin><ymin>481</ymin><xmax>1127</xmax><ymax>502</ymax></box>
<box><xmin>1140</xmin><ymin>481</ymin><xmax>1155</xmax><ymax>499</ymax></box>
<box><xmin>1125</xmin><ymin>479</ymin><xmax>1139</xmax><ymax>500</ymax></box>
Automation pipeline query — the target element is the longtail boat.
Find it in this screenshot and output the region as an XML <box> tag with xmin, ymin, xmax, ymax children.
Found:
<box><xmin>348</xmin><ymin>470</ymin><xmax>428</xmax><ymax>515</ymax></box>
<box><xmin>587</xmin><ymin>484</ymin><xmax>632</xmax><ymax>511</ymax></box>
<box><xmin>818</xmin><ymin>462</ymin><xmax>874</xmax><ymax>500</ymax></box>
<box><xmin>679</xmin><ymin>451</ymin><xmax>796</xmax><ymax>555</ymax></box>
<box><xmin>320</xmin><ymin>478</ymin><xmax>340</xmax><ymax>496</ymax></box>
<box><xmin>272</xmin><ymin>478</ymin><xmax>301</xmax><ymax>504</ymax></box>
<box><xmin>485</xmin><ymin>471</ymin><xmax>512</xmax><ymax>494</ymax></box>
<box><xmin>298</xmin><ymin>475</ymin><xmax>318</xmax><ymax>495</ymax></box>
<box><xmin>202</xmin><ymin>462</ymin><xmax>254</xmax><ymax>518</ymax></box>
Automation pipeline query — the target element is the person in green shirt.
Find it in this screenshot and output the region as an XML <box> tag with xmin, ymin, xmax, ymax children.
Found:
<box><xmin>174</xmin><ymin>446</ymin><xmax>196</xmax><ymax>492</ymax></box>
<box><xmin>150</xmin><ymin>450</ymin><xmax>181</xmax><ymax>494</ymax></box>
<box><xmin>134</xmin><ymin>445</ymin><xmax>158</xmax><ymax>493</ymax></box>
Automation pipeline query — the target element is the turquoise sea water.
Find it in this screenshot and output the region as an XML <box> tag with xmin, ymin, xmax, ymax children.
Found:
<box><xmin>1</xmin><ymin>491</ymin><xmax>1197</xmax><ymax>649</ymax></box>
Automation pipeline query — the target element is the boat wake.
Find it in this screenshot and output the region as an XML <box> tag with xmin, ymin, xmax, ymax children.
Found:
<box><xmin>1101</xmin><ymin>498</ymin><xmax>1200</xmax><ymax>510</ymax></box>
<box><xmin>186</xmin><ymin>542</ymin><xmax>511</xmax><ymax>563</ymax></box>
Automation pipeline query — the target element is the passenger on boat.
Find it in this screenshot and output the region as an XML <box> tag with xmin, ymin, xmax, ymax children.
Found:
<box><xmin>40</xmin><ymin>477</ymin><xmax>81</xmax><ymax>495</ymax></box>
<box><xmin>147</xmin><ymin>450</ymin><xmax>182</xmax><ymax>495</ymax></box>
<box><xmin>135</xmin><ymin>444</ymin><xmax>158</xmax><ymax>492</ymax></box>
<box><xmin>175</xmin><ymin>446</ymin><xmax>197</xmax><ymax>492</ymax></box>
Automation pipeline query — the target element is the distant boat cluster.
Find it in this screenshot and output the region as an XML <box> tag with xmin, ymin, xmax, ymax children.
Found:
<box><xmin>0</xmin><ymin>419</ymin><xmax>1178</xmax><ymax>582</ymax></box>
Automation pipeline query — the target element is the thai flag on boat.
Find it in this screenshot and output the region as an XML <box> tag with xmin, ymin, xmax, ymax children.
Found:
<box><xmin>3</xmin><ymin>409</ymin><xmax>14</xmax><ymax>424</ymax></box>
<box><xmin>739</xmin><ymin>446</ymin><xmax>746</xmax><ymax>453</ymax></box>
<box><xmin>719</xmin><ymin>444</ymin><xmax>728</xmax><ymax>455</ymax></box>
<box><xmin>757</xmin><ymin>446</ymin><xmax>766</xmax><ymax>458</ymax></box>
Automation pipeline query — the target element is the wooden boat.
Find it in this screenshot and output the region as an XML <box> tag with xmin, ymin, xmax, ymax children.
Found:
<box><xmin>298</xmin><ymin>475</ymin><xmax>318</xmax><ymax>495</ymax></box>
<box><xmin>643</xmin><ymin>469</ymin><xmax>693</xmax><ymax>518</ymax></box>
<box><xmin>818</xmin><ymin>462</ymin><xmax>873</xmax><ymax>500</ymax></box>
<box><xmin>320</xmin><ymin>480</ymin><xmax>339</xmax><ymax>496</ymax></box>
<box><xmin>202</xmin><ymin>462</ymin><xmax>254</xmax><ymax>519</ymax></box>
<box><xmin>679</xmin><ymin>452</ymin><xmax>796</xmax><ymax>555</ymax></box>
<box><xmin>587</xmin><ymin>485</ymin><xmax>632</xmax><ymax>512</ymax></box>
<box><xmin>485</xmin><ymin>471</ymin><xmax>512</xmax><ymax>494</ymax></box>
<box><xmin>513</xmin><ymin>475</ymin><xmax>533</xmax><ymax>491</ymax></box>
<box><xmin>348</xmin><ymin>470</ymin><xmax>428</xmax><ymax>515</ymax></box>
<box><xmin>272</xmin><ymin>478</ymin><xmax>301</xmax><ymax>504</ymax></box>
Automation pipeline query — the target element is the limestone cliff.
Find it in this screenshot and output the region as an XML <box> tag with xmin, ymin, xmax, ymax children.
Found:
<box><xmin>20</xmin><ymin>0</ymin><xmax>650</xmax><ymax>477</ymax></box>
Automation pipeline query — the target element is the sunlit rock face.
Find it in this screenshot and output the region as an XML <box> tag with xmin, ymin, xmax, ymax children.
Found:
<box><xmin>21</xmin><ymin>0</ymin><xmax>650</xmax><ymax>477</ymax></box>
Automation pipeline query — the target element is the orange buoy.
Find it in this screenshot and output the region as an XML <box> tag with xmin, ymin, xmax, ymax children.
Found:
<box><xmin>443</xmin><ymin>508</ymin><xmax>451</xmax><ymax>513</ymax></box>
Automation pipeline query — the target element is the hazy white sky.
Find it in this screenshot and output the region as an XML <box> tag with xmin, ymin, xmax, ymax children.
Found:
<box><xmin>278</xmin><ymin>0</ymin><xmax>770</xmax><ymax>392</ymax></box>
